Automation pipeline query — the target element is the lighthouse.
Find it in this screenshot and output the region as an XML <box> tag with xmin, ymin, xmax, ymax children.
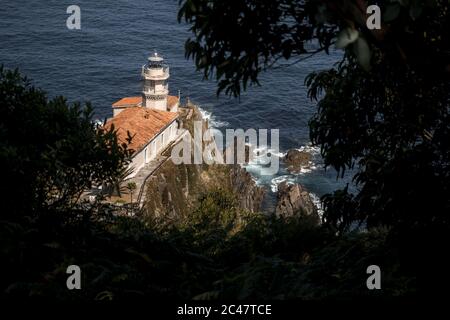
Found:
<box><xmin>141</xmin><ymin>52</ymin><xmax>171</xmax><ymax>111</ymax></box>
<box><xmin>107</xmin><ymin>52</ymin><xmax>181</xmax><ymax>178</ymax></box>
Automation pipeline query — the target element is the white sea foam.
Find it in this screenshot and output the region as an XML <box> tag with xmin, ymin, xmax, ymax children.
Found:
<box><xmin>285</xmin><ymin>143</ymin><xmax>321</xmax><ymax>176</ymax></box>
<box><xmin>309</xmin><ymin>192</ymin><xmax>324</xmax><ymax>218</ymax></box>
<box><xmin>250</xmin><ymin>145</ymin><xmax>286</xmax><ymax>159</ymax></box>
<box><xmin>197</xmin><ymin>106</ymin><xmax>230</xmax><ymax>128</ymax></box>
<box><xmin>270</xmin><ymin>150</ymin><xmax>286</xmax><ymax>158</ymax></box>
<box><xmin>245</xmin><ymin>162</ymin><xmax>280</xmax><ymax>178</ymax></box>
<box><xmin>195</xmin><ymin>107</ymin><xmax>321</xmax><ymax>196</ymax></box>
<box><xmin>296</xmin><ymin>144</ymin><xmax>321</xmax><ymax>156</ymax></box>
<box><xmin>241</xmin><ymin>144</ymin><xmax>285</xmax><ymax>178</ymax></box>
<box><xmin>289</xmin><ymin>162</ymin><xmax>318</xmax><ymax>175</ymax></box>
<box><xmin>93</xmin><ymin>119</ymin><xmax>104</xmax><ymax>126</ymax></box>
<box><xmin>270</xmin><ymin>175</ymin><xmax>296</xmax><ymax>193</ymax></box>
<box><xmin>245</xmin><ymin>142</ymin><xmax>321</xmax><ymax>188</ymax></box>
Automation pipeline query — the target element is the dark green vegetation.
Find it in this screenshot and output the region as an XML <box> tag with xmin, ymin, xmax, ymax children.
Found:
<box><xmin>0</xmin><ymin>67</ymin><xmax>414</xmax><ymax>299</ymax></box>
<box><xmin>179</xmin><ymin>0</ymin><xmax>450</xmax><ymax>232</ymax></box>
<box><xmin>1</xmin><ymin>0</ymin><xmax>449</xmax><ymax>299</ymax></box>
<box><xmin>179</xmin><ymin>0</ymin><xmax>450</xmax><ymax>293</ymax></box>
<box><xmin>0</xmin><ymin>67</ymin><xmax>132</xmax><ymax>218</ymax></box>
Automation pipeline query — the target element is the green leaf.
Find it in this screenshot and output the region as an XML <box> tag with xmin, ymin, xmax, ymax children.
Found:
<box><xmin>95</xmin><ymin>291</ymin><xmax>114</xmax><ymax>301</ymax></box>
<box><xmin>353</xmin><ymin>37</ymin><xmax>371</xmax><ymax>71</ymax></box>
<box><xmin>335</xmin><ymin>28</ymin><xmax>359</xmax><ymax>49</ymax></box>
<box><xmin>409</xmin><ymin>1</ymin><xmax>423</xmax><ymax>20</ymax></box>
<box><xmin>383</xmin><ymin>4</ymin><xmax>401</xmax><ymax>22</ymax></box>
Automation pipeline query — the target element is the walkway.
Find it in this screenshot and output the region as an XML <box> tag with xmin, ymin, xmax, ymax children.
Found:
<box><xmin>127</xmin><ymin>129</ymin><xmax>189</xmax><ymax>209</ymax></box>
<box><xmin>81</xmin><ymin>129</ymin><xmax>188</xmax><ymax>211</ymax></box>
<box><xmin>127</xmin><ymin>154</ymin><xmax>168</xmax><ymax>207</ymax></box>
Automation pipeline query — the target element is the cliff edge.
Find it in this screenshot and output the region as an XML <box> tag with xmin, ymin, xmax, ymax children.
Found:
<box><xmin>141</xmin><ymin>105</ymin><xmax>265</xmax><ymax>219</ymax></box>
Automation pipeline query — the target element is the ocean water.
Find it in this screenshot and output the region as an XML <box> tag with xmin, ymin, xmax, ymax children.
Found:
<box><xmin>0</xmin><ymin>0</ymin><xmax>352</xmax><ymax>209</ymax></box>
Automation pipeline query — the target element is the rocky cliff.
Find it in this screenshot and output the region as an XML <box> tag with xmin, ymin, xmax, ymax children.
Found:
<box><xmin>283</xmin><ymin>149</ymin><xmax>313</xmax><ymax>174</ymax></box>
<box><xmin>275</xmin><ymin>182</ymin><xmax>319</xmax><ymax>221</ymax></box>
<box><xmin>141</xmin><ymin>105</ymin><xmax>264</xmax><ymax>219</ymax></box>
<box><xmin>142</xmin><ymin>105</ymin><xmax>320</xmax><ymax>220</ymax></box>
<box><xmin>229</xmin><ymin>164</ymin><xmax>265</xmax><ymax>213</ymax></box>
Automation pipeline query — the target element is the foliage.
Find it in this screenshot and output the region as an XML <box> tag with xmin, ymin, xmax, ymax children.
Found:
<box><xmin>179</xmin><ymin>0</ymin><xmax>338</xmax><ymax>96</ymax></box>
<box><xmin>3</xmin><ymin>0</ymin><xmax>450</xmax><ymax>295</ymax></box>
<box><xmin>126</xmin><ymin>181</ymin><xmax>137</xmax><ymax>203</ymax></box>
<box><xmin>0</xmin><ymin>74</ymin><xmax>409</xmax><ymax>298</ymax></box>
<box><xmin>0</xmin><ymin>67</ymin><xmax>132</xmax><ymax>219</ymax></box>
<box><xmin>0</xmin><ymin>182</ymin><xmax>416</xmax><ymax>299</ymax></box>
<box><xmin>306</xmin><ymin>1</ymin><xmax>450</xmax><ymax>232</ymax></box>
<box><xmin>178</xmin><ymin>0</ymin><xmax>450</xmax><ymax>234</ymax></box>
<box><xmin>105</xmin><ymin>166</ymin><xmax>135</xmax><ymax>198</ymax></box>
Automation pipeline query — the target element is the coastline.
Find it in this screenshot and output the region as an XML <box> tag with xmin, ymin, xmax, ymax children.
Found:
<box><xmin>176</xmin><ymin>104</ymin><xmax>324</xmax><ymax>217</ymax></box>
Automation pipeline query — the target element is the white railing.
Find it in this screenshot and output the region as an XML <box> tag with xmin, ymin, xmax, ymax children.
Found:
<box><xmin>141</xmin><ymin>65</ymin><xmax>169</xmax><ymax>79</ymax></box>
<box><xmin>143</xmin><ymin>88</ymin><xmax>169</xmax><ymax>95</ymax></box>
<box><xmin>143</xmin><ymin>83</ymin><xmax>168</xmax><ymax>94</ymax></box>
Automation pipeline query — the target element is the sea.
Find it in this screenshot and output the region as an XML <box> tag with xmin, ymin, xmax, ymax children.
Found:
<box><xmin>0</xmin><ymin>0</ymin><xmax>354</xmax><ymax>211</ymax></box>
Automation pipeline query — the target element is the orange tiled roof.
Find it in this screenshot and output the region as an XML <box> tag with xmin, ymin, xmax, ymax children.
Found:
<box><xmin>167</xmin><ymin>95</ymin><xmax>179</xmax><ymax>108</ymax></box>
<box><xmin>105</xmin><ymin>107</ymin><xmax>178</xmax><ymax>152</ymax></box>
<box><xmin>112</xmin><ymin>96</ymin><xmax>142</xmax><ymax>108</ymax></box>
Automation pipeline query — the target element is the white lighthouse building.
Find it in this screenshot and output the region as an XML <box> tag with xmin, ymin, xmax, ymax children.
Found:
<box><xmin>141</xmin><ymin>53</ymin><xmax>176</xmax><ymax>111</ymax></box>
<box><xmin>106</xmin><ymin>53</ymin><xmax>181</xmax><ymax>178</ymax></box>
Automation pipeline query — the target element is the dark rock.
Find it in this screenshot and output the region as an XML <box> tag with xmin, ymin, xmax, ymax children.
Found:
<box><xmin>143</xmin><ymin>104</ymin><xmax>265</xmax><ymax>217</ymax></box>
<box><xmin>223</xmin><ymin>137</ymin><xmax>252</xmax><ymax>164</ymax></box>
<box><xmin>275</xmin><ymin>182</ymin><xmax>317</xmax><ymax>218</ymax></box>
<box><xmin>283</xmin><ymin>149</ymin><xmax>312</xmax><ymax>173</ymax></box>
<box><xmin>229</xmin><ymin>165</ymin><xmax>265</xmax><ymax>213</ymax></box>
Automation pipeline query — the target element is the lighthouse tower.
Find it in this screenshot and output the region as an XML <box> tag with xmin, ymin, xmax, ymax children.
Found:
<box><xmin>141</xmin><ymin>52</ymin><xmax>170</xmax><ymax>111</ymax></box>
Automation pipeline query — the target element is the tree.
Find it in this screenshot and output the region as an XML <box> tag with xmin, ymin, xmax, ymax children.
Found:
<box><xmin>0</xmin><ymin>66</ymin><xmax>133</xmax><ymax>218</ymax></box>
<box><xmin>106</xmin><ymin>165</ymin><xmax>135</xmax><ymax>198</ymax></box>
<box><xmin>0</xmin><ymin>66</ymin><xmax>438</xmax><ymax>298</ymax></box>
<box><xmin>127</xmin><ymin>181</ymin><xmax>137</xmax><ymax>204</ymax></box>
<box><xmin>178</xmin><ymin>0</ymin><xmax>450</xmax><ymax>233</ymax></box>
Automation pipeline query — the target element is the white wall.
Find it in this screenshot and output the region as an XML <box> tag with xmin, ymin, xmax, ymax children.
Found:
<box><xmin>144</xmin><ymin>97</ymin><xmax>168</xmax><ymax>111</ymax></box>
<box><xmin>168</xmin><ymin>102</ymin><xmax>179</xmax><ymax>113</ymax></box>
<box><xmin>125</xmin><ymin>120</ymin><xmax>178</xmax><ymax>178</ymax></box>
<box><xmin>127</xmin><ymin>148</ymin><xmax>145</xmax><ymax>178</ymax></box>
<box><xmin>113</xmin><ymin>107</ymin><xmax>125</xmax><ymax>117</ymax></box>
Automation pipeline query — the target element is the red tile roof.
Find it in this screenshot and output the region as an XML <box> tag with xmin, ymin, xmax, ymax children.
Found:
<box><xmin>112</xmin><ymin>96</ymin><xmax>142</xmax><ymax>108</ymax></box>
<box><xmin>105</xmin><ymin>107</ymin><xmax>178</xmax><ymax>152</ymax></box>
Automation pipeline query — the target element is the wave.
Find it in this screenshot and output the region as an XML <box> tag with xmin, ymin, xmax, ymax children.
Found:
<box><xmin>244</xmin><ymin>143</ymin><xmax>321</xmax><ymax>188</ymax></box>
<box><xmin>241</xmin><ymin>144</ymin><xmax>286</xmax><ymax>178</ymax></box>
<box><xmin>270</xmin><ymin>175</ymin><xmax>296</xmax><ymax>193</ymax></box>
<box><xmin>296</xmin><ymin>144</ymin><xmax>321</xmax><ymax>156</ymax></box>
<box><xmin>290</xmin><ymin>163</ymin><xmax>318</xmax><ymax>176</ymax></box>
<box><xmin>194</xmin><ymin>107</ymin><xmax>321</xmax><ymax>199</ymax></box>
<box><xmin>251</xmin><ymin>145</ymin><xmax>286</xmax><ymax>158</ymax></box>
<box><xmin>197</xmin><ymin>106</ymin><xmax>230</xmax><ymax>128</ymax></box>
